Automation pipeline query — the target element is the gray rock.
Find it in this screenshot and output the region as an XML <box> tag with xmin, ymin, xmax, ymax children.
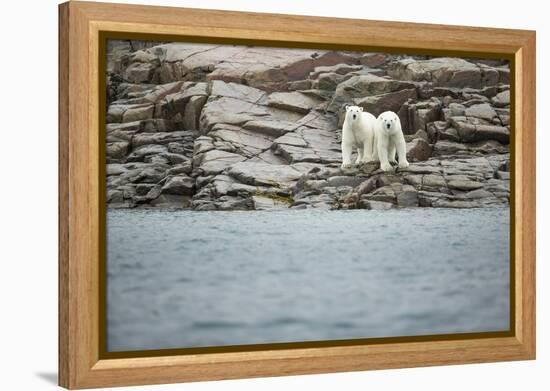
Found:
<box><xmin>360</xmin><ymin>53</ymin><xmax>388</xmax><ymax>68</ymax></box>
<box><xmin>194</xmin><ymin>149</ymin><xmax>246</xmax><ymax>175</ymax></box>
<box><xmin>139</xmin><ymin>119</ymin><xmax>179</xmax><ymax>133</ymax></box>
<box><xmin>133</xmin><ymin>166</ymin><xmax>168</xmax><ymax>184</ymax></box>
<box><xmin>315</xmin><ymin>72</ymin><xmax>348</xmax><ymax>90</ymax></box>
<box><xmin>124</xmin><ymin>62</ymin><xmax>156</xmax><ymax>83</ymax></box>
<box><xmin>406</xmin><ymin>138</ymin><xmax>432</xmax><ymax>161</ymax></box>
<box><xmin>288</xmin><ymin>80</ymin><xmax>313</xmax><ymax>90</ymax></box>
<box><xmin>150</xmin><ymin>194</ymin><xmax>191</xmax><ymax>208</ymax></box>
<box><xmin>267</xmin><ymin>91</ymin><xmax>323</xmax><ymax>114</ymax></box>
<box><xmin>243</xmin><ymin>119</ymin><xmax>297</xmax><ymax>137</ymax></box>
<box><xmin>132</xmin><ymin>131</ymin><xmax>193</xmax><ymax>148</ymax></box>
<box><xmin>448</xmin><ymin>102</ymin><xmax>466</xmax><ymax>116</ymax></box>
<box><xmin>433</xmin><ymin>140</ymin><xmax>469</xmax><ymax>156</ymax></box>
<box><xmin>210</xmin><ymin>80</ymin><xmax>267</xmax><ymax>104</ymax></box>
<box><xmin>310</xmin><ymin>63</ymin><xmax>363</xmax><ymax>79</ymax></box>
<box><xmin>252</xmin><ymin>195</ymin><xmax>291</xmax><ymax>210</ymax></box>
<box><xmin>462</xmin><ymin>188</ymin><xmax>493</xmax><ymax>199</ymax></box>
<box><xmin>399</xmin><ymin>100</ymin><xmax>442</xmax><ymax>134</ymax></box>
<box><xmin>388</xmin><ymin>57</ymin><xmax>491</xmax><ymax>89</ymax></box>
<box><xmin>447</xmin><ymin>178</ymin><xmax>484</xmax><ymax>191</ymax></box>
<box><xmin>359</xmin><ymin>199</ymin><xmax>394</xmax><ymax>210</ymax></box>
<box><xmin>327</xmin><ymin>176</ymin><xmax>369</xmax><ymax>188</ymax></box>
<box><xmin>106</xmin><ymin>141</ymin><xmax>130</xmax><ymax>160</ymax></box>
<box><xmin>422</xmin><ymin>174</ymin><xmax>446</xmax><ymax>189</ymax></box>
<box><xmin>492</xmin><ymin>90</ymin><xmax>510</xmax><ymax>107</ymax></box>
<box><xmin>106</xmin><ymin>105</ymin><xmax>126</xmax><ymax>123</ymax></box>
<box><xmin>496</xmin><ymin>170</ymin><xmax>510</xmax><ymax>180</ymax></box>
<box><xmin>122</xmin><ymin>105</ymin><xmax>154</xmax><ymax>123</ymax></box>
<box><xmin>364</xmin><ymin>185</ymin><xmax>396</xmax><ymax>203</ymax></box>
<box><xmin>135</xmin><ymin>183</ymin><xmax>157</xmax><ymax>196</ymax></box>
<box><xmin>209</xmin><ymin>125</ymin><xmax>274</xmax><ymax>157</ymax></box>
<box><xmin>329</xmin><ymin>74</ymin><xmax>415</xmax><ymax>113</ymax></box>
<box><xmin>465</xmin><ymin>103</ymin><xmax>498</xmax><ymax>121</ymax></box>
<box><xmin>107</xmin><ymin>189</ymin><xmax>124</xmax><ymax>203</ymax></box>
<box><xmin>396</xmin><ymin>185</ymin><xmax>419</xmax><ymax>207</ymax></box>
<box><xmin>127</xmin><ymin>144</ymin><xmax>168</xmax><ymax>162</ymax></box>
<box><xmin>183</xmin><ymin>95</ymin><xmax>208</xmax><ymax>131</ymax></box>
<box><xmin>162</xmin><ymin>175</ymin><xmax>195</xmax><ymax>195</ymax></box>
<box><xmin>228</xmin><ymin>162</ymin><xmax>303</xmax><ymax>187</ymax></box>
<box><xmin>357</xmin><ymin>88</ymin><xmax>417</xmax><ymax>117</ymax></box>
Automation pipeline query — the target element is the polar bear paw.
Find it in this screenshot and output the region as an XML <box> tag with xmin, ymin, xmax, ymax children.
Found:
<box><xmin>341</xmin><ymin>163</ymin><xmax>353</xmax><ymax>169</ymax></box>
<box><xmin>380</xmin><ymin>162</ymin><xmax>394</xmax><ymax>172</ymax></box>
<box><xmin>398</xmin><ymin>161</ymin><xmax>410</xmax><ymax>169</ymax></box>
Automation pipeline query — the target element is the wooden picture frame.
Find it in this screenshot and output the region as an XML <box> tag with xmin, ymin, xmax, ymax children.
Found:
<box><xmin>59</xmin><ymin>1</ymin><xmax>536</xmax><ymax>389</ymax></box>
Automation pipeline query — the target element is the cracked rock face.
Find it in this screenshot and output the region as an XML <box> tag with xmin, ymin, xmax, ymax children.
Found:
<box><xmin>106</xmin><ymin>40</ymin><xmax>510</xmax><ymax>210</ymax></box>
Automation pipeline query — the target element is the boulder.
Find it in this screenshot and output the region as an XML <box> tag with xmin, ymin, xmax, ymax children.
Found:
<box><xmin>193</xmin><ymin>149</ymin><xmax>246</xmax><ymax>175</ymax></box>
<box><xmin>209</xmin><ymin>125</ymin><xmax>274</xmax><ymax>157</ymax></box>
<box><xmin>123</xmin><ymin>62</ymin><xmax>156</xmax><ymax>83</ymax></box>
<box><xmin>243</xmin><ymin>119</ymin><xmax>297</xmax><ymax>137</ymax></box>
<box><xmin>359</xmin><ymin>53</ymin><xmax>388</xmax><ymax>68</ymax></box>
<box><xmin>310</xmin><ymin>63</ymin><xmax>363</xmax><ymax>79</ymax></box>
<box><xmin>132</xmin><ymin>131</ymin><xmax>194</xmax><ymax>148</ymax></box>
<box><xmin>359</xmin><ymin>199</ymin><xmax>394</xmax><ymax>210</ymax></box>
<box><xmin>388</xmin><ymin>57</ymin><xmax>487</xmax><ymax>88</ymax></box>
<box><xmin>252</xmin><ymin>195</ymin><xmax>291</xmax><ymax>210</ymax></box>
<box><xmin>451</xmin><ymin>117</ymin><xmax>510</xmax><ymax>143</ymax></box>
<box><xmin>447</xmin><ymin>178</ymin><xmax>484</xmax><ymax>191</ymax></box>
<box><xmin>228</xmin><ymin>162</ymin><xmax>303</xmax><ymax>187</ymax></box>
<box><xmin>329</xmin><ymin>74</ymin><xmax>416</xmax><ymax>113</ymax></box>
<box><xmin>267</xmin><ymin>91</ymin><xmax>323</xmax><ymax>114</ymax></box>
<box><xmin>357</xmin><ymin>88</ymin><xmax>417</xmax><ymax>117</ymax></box>
<box><xmin>122</xmin><ymin>105</ymin><xmax>154</xmax><ymax>123</ymax></box>
<box><xmin>406</xmin><ymin>138</ymin><xmax>432</xmax><ymax>161</ymax></box>
<box><xmin>161</xmin><ymin>175</ymin><xmax>195</xmax><ymax>195</ymax></box>
<box><xmin>492</xmin><ymin>90</ymin><xmax>510</xmax><ymax>107</ymax></box>
<box><xmin>210</xmin><ymin>80</ymin><xmax>267</xmax><ymax>104</ymax></box>
<box><xmin>465</xmin><ymin>103</ymin><xmax>498</xmax><ymax>121</ymax></box>
<box><xmin>127</xmin><ymin>144</ymin><xmax>168</xmax><ymax>162</ymax></box>
<box><xmin>106</xmin><ymin>141</ymin><xmax>130</xmax><ymax>160</ymax></box>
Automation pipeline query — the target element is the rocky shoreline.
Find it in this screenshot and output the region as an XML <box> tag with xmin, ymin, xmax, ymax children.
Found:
<box><xmin>106</xmin><ymin>41</ymin><xmax>510</xmax><ymax>210</ymax></box>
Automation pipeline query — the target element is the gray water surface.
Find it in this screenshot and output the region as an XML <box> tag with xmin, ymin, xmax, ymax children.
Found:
<box><xmin>106</xmin><ymin>208</ymin><xmax>510</xmax><ymax>352</ymax></box>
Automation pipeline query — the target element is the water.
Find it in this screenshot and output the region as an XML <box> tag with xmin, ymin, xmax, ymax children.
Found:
<box><xmin>106</xmin><ymin>208</ymin><xmax>510</xmax><ymax>352</ymax></box>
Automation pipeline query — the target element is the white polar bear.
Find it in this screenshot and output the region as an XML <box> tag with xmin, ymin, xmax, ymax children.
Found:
<box><xmin>341</xmin><ymin>105</ymin><xmax>377</xmax><ymax>168</ymax></box>
<box><xmin>374</xmin><ymin>111</ymin><xmax>409</xmax><ymax>172</ymax></box>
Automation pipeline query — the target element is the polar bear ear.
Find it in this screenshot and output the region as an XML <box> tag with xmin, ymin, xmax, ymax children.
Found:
<box><xmin>359</xmin><ymin>107</ymin><xmax>363</xmax><ymax>112</ymax></box>
<box><xmin>344</xmin><ymin>104</ymin><xmax>350</xmax><ymax>111</ymax></box>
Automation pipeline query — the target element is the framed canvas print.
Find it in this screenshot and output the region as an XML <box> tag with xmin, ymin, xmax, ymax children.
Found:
<box><xmin>58</xmin><ymin>1</ymin><xmax>536</xmax><ymax>389</ymax></box>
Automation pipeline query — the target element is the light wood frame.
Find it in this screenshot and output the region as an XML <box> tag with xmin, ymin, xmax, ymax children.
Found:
<box><xmin>59</xmin><ymin>1</ymin><xmax>536</xmax><ymax>389</ymax></box>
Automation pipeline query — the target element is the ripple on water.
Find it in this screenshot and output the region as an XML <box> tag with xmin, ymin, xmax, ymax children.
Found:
<box><xmin>106</xmin><ymin>208</ymin><xmax>510</xmax><ymax>352</ymax></box>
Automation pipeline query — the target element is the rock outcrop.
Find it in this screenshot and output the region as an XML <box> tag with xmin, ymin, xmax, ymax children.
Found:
<box><xmin>106</xmin><ymin>40</ymin><xmax>510</xmax><ymax>210</ymax></box>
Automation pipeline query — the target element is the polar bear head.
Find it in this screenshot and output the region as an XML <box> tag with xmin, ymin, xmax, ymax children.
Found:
<box><xmin>378</xmin><ymin>111</ymin><xmax>400</xmax><ymax>132</ymax></box>
<box><xmin>344</xmin><ymin>105</ymin><xmax>363</xmax><ymax>122</ymax></box>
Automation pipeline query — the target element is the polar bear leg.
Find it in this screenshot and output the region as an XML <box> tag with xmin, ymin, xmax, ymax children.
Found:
<box><xmin>355</xmin><ymin>147</ymin><xmax>363</xmax><ymax>164</ymax></box>
<box><xmin>341</xmin><ymin>141</ymin><xmax>353</xmax><ymax>168</ymax></box>
<box><xmin>388</xmin><ymin>143</ymin><xmax>397</xmax><ymax>165</ymax></box>
<box><xmin>361</xmin><ymin>139</ymin><xmax>373</xmax><ymax>162</ymax></box>
<box><xmin>395</xmin><ymin>133</ymin><xmax>409</xmax><ymax>169</ymax></box>
<box><xmin>377</xmin><ymin>136</ymin><xmax>393</xmax><ymax>172</ymax></box>
<box><xmin>371</xmin><ymin>132</ymin><xmax>379</xmax><ymax>162</ymax></box>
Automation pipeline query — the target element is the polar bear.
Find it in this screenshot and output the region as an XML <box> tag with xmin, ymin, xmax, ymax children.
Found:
<box><xmin>341</xmin><ymin>105</ymin><xmax>377</xmax><ymax>168</ymax></box>
<box><xmin>374</xmin><ymin>111</ymin><xmax>409</xmax><ymax>172</ymax></box>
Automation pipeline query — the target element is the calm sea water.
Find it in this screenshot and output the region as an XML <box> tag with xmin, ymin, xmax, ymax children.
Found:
<box><xmin>106</xmin><ymin>208</ymin><xmax>510</xmax><ymax>352</ymax></box>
